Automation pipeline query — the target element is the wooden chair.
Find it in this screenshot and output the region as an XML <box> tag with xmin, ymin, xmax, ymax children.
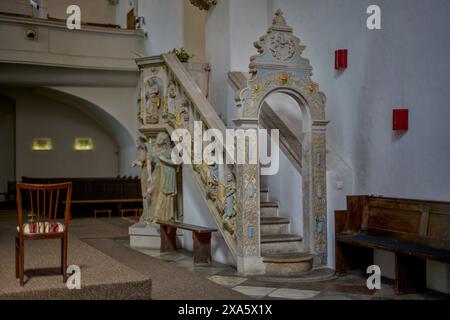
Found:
<box><xmin>15</xmin><ymin>183</ymin><xmax>72</xmax><ymax>286</ymax></box>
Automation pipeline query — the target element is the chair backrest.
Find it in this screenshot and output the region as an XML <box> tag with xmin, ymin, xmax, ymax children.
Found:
<box><xmin>16</xmin><ymin>183</ymin><xmax>72</xmax><ymax>234</ymax></box>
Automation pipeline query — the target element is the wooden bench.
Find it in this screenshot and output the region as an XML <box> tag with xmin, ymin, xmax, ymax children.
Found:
<box><xmin>335</xmin><ymin>195</ymin><xmax>450</xmax><ymax>294</ymax></box>
<box><xmin>121</xmin><ymin>208</ymin><xmax>142</xmax><ymax>218</ymax></box>
<box><xmin>94</xmin><ymin>209</ymin><xmax>112</xmax><ymax>219</ymax></box>
<box><xmin>71</xmin><ymin>199</ymin><xmax>143</xmax><ymax>217</ymax></box>
<box><xmin>156</xmin><ymin>221</ymin><xmax>217</xmax><ymax>264</ymax></box>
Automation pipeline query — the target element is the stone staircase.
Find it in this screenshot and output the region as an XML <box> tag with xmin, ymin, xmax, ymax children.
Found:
<box><xmin>259</xmin><ymin>187</ymin><xmax>313</xmax><ymax>275</ymax></box>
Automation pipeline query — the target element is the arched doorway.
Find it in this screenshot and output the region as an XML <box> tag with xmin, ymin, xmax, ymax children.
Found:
<box><xmin>234</xmin><ymin>9</ymin><xmax>328</xmax><ymax>271</ymax></box>
<box><xmin>259</xmin><ymin>90</ymin><xmax>309</xmax><ymax>253</ymax></box>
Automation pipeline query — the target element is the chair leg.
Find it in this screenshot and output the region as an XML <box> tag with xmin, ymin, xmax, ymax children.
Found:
<box><xmin>19</xmin><ymin>238</ymin><xmax>24</xmax><ymax>287</ymax></box>
<box><xmin>62</xmin><ymin>236</ymin><xmax>68</xmax><ymax>283</ymax></box>
<box><xmin>15</xmin><ymin>236</ymin><xmax>19</xmax><ymax>279</ymax></box>
<box><xmin>61</xmin><ymin>237</ymin><xmax>64</xmax><ymax>275</ymax></box>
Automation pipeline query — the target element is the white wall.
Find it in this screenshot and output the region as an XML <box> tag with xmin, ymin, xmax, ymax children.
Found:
<box><xmin>49</xmin><ymin>86</ymin><xmax>140</xmax><ymax>176</ymax></box>
<box><xmin>181</xmin><ymin>165</ymin><xmax>235</xmax><ymax>265</ymax></box>
<box><xmin>229</xmin><ymin>0</ymin><xmax>268</xmax><ymax>72</ymax></box>
<box><xmin>266</xmin><ymin>0</ymin><xmax>450</xmax><ymax>291</ymax></box>
<box><xmin>183</xmin><ymin>0</ymin><xmax>206</xmax><ymax>63</ymax></box>
<box><xmin>205</xmin><ymin>0</ymin><xmax>269</xmax><ymax>125</ymax></box>
<box><xmin>205</xmin><ymin>0</ymin><xmax>231</xmax><ymax>123</ymax></box>
<box><xmin>0</xmin><ymin>88</ymin><xmax>120</xmax><ymax>179</ymax></box>
<box><xmin>268</xmin><ymin>0</ymin><xmax>450</xmax><ymax>200</ymax></box>
<box><xmin>265</xmin><ymin>93</ymin><xmax>303</xmax><ymax>138</ymax></box>
<box><xmin>0</xmin><ymin>95</ymin><xmax>15</xmax><ymax>195</ymax></box>
<box><xmin>261</xmin><ymin>147</ymin><xmax>304</xmax><ymax>237</ymax></box>
<box><xmin>138</xmin><ymin>0</ymin><xmax>183</xmax><ymax>55</ymax></box>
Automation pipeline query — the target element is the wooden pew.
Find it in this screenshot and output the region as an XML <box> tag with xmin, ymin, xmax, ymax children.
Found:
<box><xmin>335</xmin><ymin>195</ymin><xmax>450</xmax><ymax>294</ymax></box>
<box><xmin>21</xmin><ymin>177</ymin><xmax>143</xmax><ymax>216</ymax></box>
<box><xmin>156</xmin><ymin>221</ymin><xmax>217</xmax><ymax>264</ymax></box>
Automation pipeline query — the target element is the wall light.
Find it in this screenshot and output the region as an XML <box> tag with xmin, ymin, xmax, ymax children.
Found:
<box><xmin>32</xmin><ymin>138</ymin><xmax>53</xmax><ymax>151</ymax></box>
<box><xmin>74</xmin><ymin>138</ymin><xmax>94</xmax><ymax>151</ymax></box>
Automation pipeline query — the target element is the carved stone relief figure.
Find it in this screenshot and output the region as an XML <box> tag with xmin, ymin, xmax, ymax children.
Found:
<box><xmin>199</xmin><ymin>163</ymin><xmax>237</xmax><ymax>237</ymax></box>
<box><xmin>144</xmin><ymin>78</ymin><xmax>161</xmax><ymax>124</ymax></box>
<box><xmin>218</xmin><ymin>165</ymin><xmax>237</xmax><ymax>236</ymax></box>
<box><xmin>165</xmin><ymin>81</ymin><xmax>178</xmax><ymax>127</ymax></box>
<box><xmin>147</xmin><ymin>132</ymin><xmax>180</xmax><ymax>223</ymax></box>
<box><xmin>175</xmin><ymin>99</ymin><xmax>190</xmax><ymax>129</ymax></box>
<box><xmin>131</xmin><ymin>136</ymin><xmax>149</xmax><ymax>223</ymax></box>
<box><xmin>168</xmin><ymin>81</ymin><xmax>177</xmax><ymax>99</ymax></box>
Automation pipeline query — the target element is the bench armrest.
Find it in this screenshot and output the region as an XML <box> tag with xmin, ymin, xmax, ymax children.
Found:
<box><xmin>335</xmin><ymin>210</ymin><xmax>350</xmax><ymax>235</ymax></box>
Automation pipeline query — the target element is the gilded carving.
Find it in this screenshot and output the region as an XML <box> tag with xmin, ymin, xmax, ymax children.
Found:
<box><xmin>279</xmin><ymin>72</ymin><xmax>288</xmax><ymax>85</ymax></box>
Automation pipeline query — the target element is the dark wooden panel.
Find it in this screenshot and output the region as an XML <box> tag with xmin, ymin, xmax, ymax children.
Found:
<box><xmin>428</xmin><ymin>213</ymin><xmax>450</xmax><ymax>239</ymax></box>
<box><xmin>127</xmin><ymin>9</ymin><xmax>135</xmax><ymax>30</ymax></box>
<box><xmin>346</xmin><ymin>196</ymin><xmax>366</xmax><ymax>232</ymax></box>
<box><xmin>21</xmin><ymin>177</ymin><xmax>141</xmax><ymax>201</ymax></box>
<box><xmin>335</xmin><ymin>210</ymin><xmax>350</xmax><ymax>235</ymax></box>
<box><xmin>367</xmin><ymin>207</ymin><xmax>422</xmax><ymax>234</ymax></box>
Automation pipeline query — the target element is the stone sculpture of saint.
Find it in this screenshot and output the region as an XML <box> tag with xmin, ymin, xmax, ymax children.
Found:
<box><xmin>175</xmin><ymin>99</ymin><xmax>190</xmax><ymax>129</ymax></box>
<box><xmin>145</xmin><ymin>78</ymin><xmax>161</xmax><ymax>124</ymax></box>
<box><xmin>147</xmin><ymin>132</ymin><xmax>179</xmax><ymax>223</ymax></box>
<box><xmin>131</xmin><ymin>136</ymin><xmax>150</xmax><ymax>223</ymax></box>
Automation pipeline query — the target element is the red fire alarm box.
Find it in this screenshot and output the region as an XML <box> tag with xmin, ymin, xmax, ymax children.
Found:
<box><xmin>393</xmin><ymin>109</ymin><xmax>409</xmax><ymax>131</ymax></box>
<box><xmin>335</xmin><ymin>49</ymin><xmax>348</xmax><ymax>70</ymax></box>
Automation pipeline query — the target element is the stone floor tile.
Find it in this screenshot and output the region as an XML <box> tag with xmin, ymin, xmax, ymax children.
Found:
<box><xmin>268</xmin><ymin>288</ymin><xmax>320</xmax><ymax>300</ymax></box>
<box><xmin>232</xmin><ymin>286</ymin><xmax>277</xmax><ymax>298</ymax></box>
<box><xmin>208</xmin><ymin>275</ymin><xmax>248</xmax><ymax>287</ymax></box>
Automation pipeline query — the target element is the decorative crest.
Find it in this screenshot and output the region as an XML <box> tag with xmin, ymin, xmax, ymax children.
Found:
<box><xmin>236</xmin><ymin>9</ymin><xmax>326</xmax><ymax>122</ymax></box>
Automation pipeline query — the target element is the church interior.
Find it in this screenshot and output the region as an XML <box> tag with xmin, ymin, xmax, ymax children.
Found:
<box><xmin>0</xmin><ymin>0</ymin><xmax>449</xmax><ymax>302</ymax></box>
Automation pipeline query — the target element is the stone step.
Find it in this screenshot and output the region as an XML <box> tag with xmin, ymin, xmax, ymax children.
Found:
<box><xmin>260</xmin><ymin>217</ymin><xmax>290</xmax><ymax>235</ymax></box>
<box><xmin>261</xmin><ymin>234</ymin><xmax>303</xmax><ymax>255</ymax></box>
<box><xmin>260</xmin><ymin>201</ymin><xmax>278</xmax><ymax>217</ymax></box>
<box><xmin>262</xmin><ymin>253</ymin><xmax>313</xmax><ymax>275</ymax></box>
<box><xmin>260</xmin><ymin>187</ymin><xmax>269</xmax><ymax>202</ymax></box>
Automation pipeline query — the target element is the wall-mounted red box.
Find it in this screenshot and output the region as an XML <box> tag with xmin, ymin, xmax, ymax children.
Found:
<box><xmin>393</xmin><ymin>109</ymin><xmax>409</xmax><ymax>131</ymax></box>
<box><xmin>335</xmin><ymin>49</ymin><xmax>348</xmax><ymax>70</ymax></box>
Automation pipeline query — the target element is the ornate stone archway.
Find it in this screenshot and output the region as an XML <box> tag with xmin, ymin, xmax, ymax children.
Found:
<box><xmin>234</xmin><ymin>9</ymin><xmax>328</xmax><ymax>270</ymax></box>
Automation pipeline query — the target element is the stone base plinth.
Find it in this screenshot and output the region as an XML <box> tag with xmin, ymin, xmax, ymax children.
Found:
<box><xmin>129</xmin><ymin>223</ymin><xmax>184</xmax><ymax>249</ymax></box>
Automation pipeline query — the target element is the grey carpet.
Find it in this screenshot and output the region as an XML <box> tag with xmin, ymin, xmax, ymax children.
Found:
<box><xmin>84</xmin><ymin>238</ymin><xmax>249</xmax><ymax>300</ymax></box>
<box><xmin>69</xmin><ymin>217</ymin><xmax>130</xmax><ymax>239</ymax></box>
<box><xmin>0</xmin><ymin>211</ymin><xmax>151</xmax><ymax>300</ymax></box>
<box><xmin>1</xmin><ymin>211</ymin><xmax>248</xmax><ymax>300</ymax></box>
